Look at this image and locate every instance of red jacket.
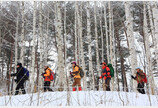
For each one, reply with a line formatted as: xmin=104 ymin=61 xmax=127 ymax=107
xmin=100 ymin=66 xmax=111 ymax=80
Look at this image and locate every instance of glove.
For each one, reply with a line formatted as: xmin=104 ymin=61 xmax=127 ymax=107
xmin=131 ymin=75 xmax=135 ymax=79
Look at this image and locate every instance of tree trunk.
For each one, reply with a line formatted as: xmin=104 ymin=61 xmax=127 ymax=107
xmin=94 ymin=2 xmax=100 ymax=90
xmin=39 ymin=1 xmax=44 ymax=89
xmin=104 ymin=3 xmax=109 ymax=63
xmin=55 ymin=2 xmax=65 ymax=91
xmin=124 ymin=1 xmax=137 ymax=92
xmin=86 ymin=1 xmax=95 ymax=90
xmin=99 ymin=6 xmax=104 ymax=62
xmin=30 ymin=1 xmax=37 ymax=91
xmin=143 ymin=2 xmax=155 ymax=95
xmin=20 ymin=1 xmax=25 ymax=65
xmin=75 ymin=2 xmax=79 ymax=63
xmin=151 ymin=2 xmax=158 ymax=73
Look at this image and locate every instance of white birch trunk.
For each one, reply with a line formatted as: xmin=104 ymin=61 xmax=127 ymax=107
xmin=104 ymin=3 xmax=110 ymax=63
xmin=77 ymin=3 xmax=86 ymax=90
xmin=143 ymin=2 xmax=155 ymax=95
xmin=147 ymin=2 xmax=155 ymax=44
xmin=44 ymin=7 xmax=49 ymax=65
xmin=99 ymin=5 xmax=104 ymax=62
xmin=39 ymin=1 xmax=44 ymax=80
xmin=75 ymin=2 xmax=78 ymax=63
xmin=20 ymin=2 xmax=25 ymax=65
xmin=39 ymin=1 xmax=44 ymax=89
xmin=151 ymin=2 xmax=158 ymax=72
xmin=30 ymin=1 xmax=37 ymax=90
xmin=124 ymin=2 xmax=137 ymax=92
xmin=55 ymin=2 xmax=65 ymax=90
xmin=87 ymin=2 xmax=95 ymax=90
xmin=111 ymin=2 xmax=116 ymax=91
xmin=94 ymin=2 xmax=100 ymax=90
xmin=14 ymin=3 xmax=19 ymax=74
xmin=94 ymin=2 xmax=100 ymax=75
xmin=64 ymin=4 xmax=67 ymax=67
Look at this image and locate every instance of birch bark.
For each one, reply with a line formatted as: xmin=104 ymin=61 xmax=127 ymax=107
xmin=124 ymin=1 xmax=137 ymax=91
xmin=151 ymin=2 xmax=158 ymax=72
xmin=94 ymin=2 xmax=100 ymax=74
xmin=104 ymin=3 xmax=109 ymax=63
xmin=75 ymin=2 xmax=79 ymax=63
xmin=77 ymin=3 xmax=86 ymax=90
xmin=87 ymin=2 xmax=95 ymax=90
xmin=55 ymin=2 xmax=65 ymax=91
xmin=30 ymin=1 xmax=37 ymax=90
xmin=20 ymin=1 xmax=25 ymax=65
xmin=39 ymin=1 xmax=44 ymax=84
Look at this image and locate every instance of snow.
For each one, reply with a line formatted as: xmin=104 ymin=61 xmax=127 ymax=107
xmin=0 ymin=91 xmax=158 ymax=106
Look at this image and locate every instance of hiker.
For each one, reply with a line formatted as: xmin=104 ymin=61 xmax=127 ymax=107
xmin=11 ymin=63 xmax=28 ymax=95
xmin=98 ymin=62 xmax=111 ymax=91
xmin=41 ymin=65 xmax=53 ymax=92
xmin=70 ymin=61 xmax=82 ymax=91
xmin=131 ymin=67 xmax=147 ymax=94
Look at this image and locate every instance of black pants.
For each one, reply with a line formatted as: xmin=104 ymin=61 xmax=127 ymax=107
xmin=137 ymin=82 xmax=145 ymax=94
xmin=105 ymin=78 xmax=111 ymax=91
xmin=44 ymin=81 xmax=53 ymax=92
xmin=15 ymin=80 xmax=26 ymax=95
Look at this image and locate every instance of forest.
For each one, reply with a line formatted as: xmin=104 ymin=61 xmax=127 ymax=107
xmin=0 ymin=1 xmax=158 ymax=97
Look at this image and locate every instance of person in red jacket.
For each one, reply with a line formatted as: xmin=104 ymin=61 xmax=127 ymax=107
xmin=98 ymin=62 xmax=111 ymax=91
xmin=41 ymin=65 xmax=53 ymax=92
xmin=131 ymin=67 xmax=147 ymax=94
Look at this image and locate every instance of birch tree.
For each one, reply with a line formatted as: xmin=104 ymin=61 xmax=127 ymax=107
xmin=55 ymin=2 xmax=65 ymax=91
xmin=104 ymin=3 xmax=110 ymax=63
xmin=87 ymin=2 xmax=95 ymax=90
xmin=108 ymin=1 xmax=113 ymax=64
xmin=143 ymin=2 xmax=155 ymax=95
xmin=39 ymin=1 xmax=44 ymax=88
xmin=75 ymin=2 xmax=79 ymax=63
xmin=44 ymin=4 xmax=49 ymax=65
xmin=30 ymin=1 xmax=37 ymax=91
xmin=94 ymin=2 xmax=100 ymax=76
xmin=20 ymin=1 xmax=25 ymax=65
xmin=151 ymin=2 xmax=158 ymax=71
xmin=77 ymin=3 xmax=86 ymax=90
xmin=64 ymin=4 xmax=67 ymax=67
xmin=124 ymin=1 xmax=137 ymax=91
xmin=108 ymin=1 xmax=115 ymax=91
xmin=99 ymin=4 xmax=104 ymax=62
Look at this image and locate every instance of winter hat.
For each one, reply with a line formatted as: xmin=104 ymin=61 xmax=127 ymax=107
xmin=17 ymin=63 xmax=22 ymax=67
xmin=71 ymin=61 xmax=76 ymax=65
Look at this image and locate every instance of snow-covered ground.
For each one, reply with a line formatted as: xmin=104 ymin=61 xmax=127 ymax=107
xmin=0 ymin=91 xmax=158 ymax=106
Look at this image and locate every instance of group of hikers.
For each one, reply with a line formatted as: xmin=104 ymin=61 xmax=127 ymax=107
xmin=10 ymin=61 xmax=147 ymax=95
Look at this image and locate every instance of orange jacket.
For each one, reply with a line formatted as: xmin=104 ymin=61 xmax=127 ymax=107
xmin=72 ymin=66 xmax=81 ymax=79
xmin=44 ymin=68 xmax=52 ymax=81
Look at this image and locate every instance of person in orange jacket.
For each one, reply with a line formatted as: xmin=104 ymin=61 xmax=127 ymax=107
xmin=70 ymin=61 xmax=82 ymax=91
xmin=98 ymin=62 xmax=111 ymax=91
xmin=41 ymin=65 xmax=53 ymax=92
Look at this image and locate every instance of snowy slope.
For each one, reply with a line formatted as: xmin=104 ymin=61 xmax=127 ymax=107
xmin=0 ymin=91 xmax=158 ymax=106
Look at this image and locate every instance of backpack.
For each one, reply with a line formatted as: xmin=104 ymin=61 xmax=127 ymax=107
xmin=107 ymin=63 xmax=114 ymax=77
xmin=23 ymin=68 xmax=29 ymax=80
xmin=76 ymin=65 xmax=84 ymax=78
xmin=49 ymin=69 xmax=55 ymax=81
